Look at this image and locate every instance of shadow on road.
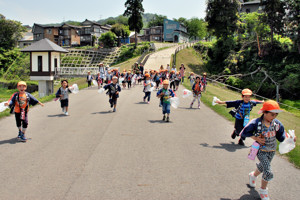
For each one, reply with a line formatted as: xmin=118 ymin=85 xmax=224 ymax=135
xmin=199 ymin=142 xmax=248 ymax=152
xmin=47 ymin=114 xmax=68 ymax=118
xmin=134 ymin=102 xmax=148 ymax=104
xmin=220 ymin=186 xmax=260 ymax=200
xmin=91 ymin=111 xmax=113 ymax=114
xmin=0 ymin=138 xmax=18 ymax=145
xmin=178 ymin=106 xmax=198 ymax=110
xmin=148 ymin=120 xmax=173 ymax=124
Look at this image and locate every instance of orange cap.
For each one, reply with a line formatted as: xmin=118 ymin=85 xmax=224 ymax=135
xmin=242 ymin=88 xmax=252 ymax=96
xmin=163 ymin=80 xmax=169 ymax=85
xmin=17 ymin=81 xmax=27 ymax=87
xmin=259 ymin=100 xmax=282 ymax=113
xmin=171 ymin=70 xmax=175 ymax=73
xmin=144 ymin=73 xmax=150 ymax=77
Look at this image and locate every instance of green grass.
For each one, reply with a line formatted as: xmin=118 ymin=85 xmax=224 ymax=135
xmin=178 ymin=48 xmax=300 ymax=168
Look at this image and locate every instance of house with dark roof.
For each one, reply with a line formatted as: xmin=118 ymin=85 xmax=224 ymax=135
xmin=80 ymin=19 xmax=110 ymax=46
xmin=32 ymin=19 xmax=111 ymax=47
xmin=142 ymin=26 xmax=164 ymax=42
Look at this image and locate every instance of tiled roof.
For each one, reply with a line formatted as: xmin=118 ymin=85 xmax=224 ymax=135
xmin=21 ymin=38 xmax=68 ymax=53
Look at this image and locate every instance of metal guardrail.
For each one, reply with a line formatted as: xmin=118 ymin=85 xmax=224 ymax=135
xmin=55 ymin=67 xmax=120 ymax=76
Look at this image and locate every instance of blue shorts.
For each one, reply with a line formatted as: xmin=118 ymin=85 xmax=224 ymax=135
xmin=162 ymin=103 xmax=171 ymax=114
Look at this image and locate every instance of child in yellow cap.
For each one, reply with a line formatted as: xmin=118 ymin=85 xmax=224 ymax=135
xmin=157 ymin=80 xmax=175 ymax=122
xmin=215 ymin=89 xmax=263 ymax=145
xmin=5 ymin=81 xmax=44 ymax=142
xmin=241 ymin=100 xmax=296 ymax=200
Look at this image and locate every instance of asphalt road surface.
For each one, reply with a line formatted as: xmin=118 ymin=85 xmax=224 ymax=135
xmin=0 ymin=83 xmax=299 ymax=200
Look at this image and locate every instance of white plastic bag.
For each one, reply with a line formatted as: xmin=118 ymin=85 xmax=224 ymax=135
xmin=150 ymin=82 xmax=156 ymax=92
xmin=92 ymin=80 xmax=98 ymax=86
xmin=119 ymin=78 xmax=124 ymax=84
xmin=98 ymin=88 xmax=105 ymax=94
xmin=182 ymin=89 xmax=192 ymax=98
xmin=70 ymin=84 xmax=79 ymax=94
xmin=279 ymin=130 xmax=296 ymax=154
xmin=0 ymin=101 xmax=9 ymax=112
xmin=212 ymin=96 xmax=220 ymax=106
xmin=170 ymin=97 xmax=180 ymax=109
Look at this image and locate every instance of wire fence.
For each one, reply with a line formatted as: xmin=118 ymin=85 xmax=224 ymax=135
xmin=172 ymin=43 xmax=299 ymax=111
xmin=205 ymin=77 xmax=300 ymax=111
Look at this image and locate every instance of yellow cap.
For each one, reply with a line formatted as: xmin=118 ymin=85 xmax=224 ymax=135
xmin=17 ymin=81 xmax=27 ymax=87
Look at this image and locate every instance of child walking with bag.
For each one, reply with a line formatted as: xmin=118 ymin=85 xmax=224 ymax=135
xmin=55 ymin=80 xmax=72 ymax=116
xmin=157 ymin=80 xmax=175 ymax=122
xmin=5 ymin=81 xmax=44 ymax=142
xmin=103 ymin=76 xmax=121 ymax=112
xmin=241 ymin=100 xmax=297 ymax=200
xmin=190 ymin=76 xmax=203 ymax=109
xmin=143 ymin=74 xmax=153 ymax=104
xmin=215 ymin=89 xmax=263 ymax=145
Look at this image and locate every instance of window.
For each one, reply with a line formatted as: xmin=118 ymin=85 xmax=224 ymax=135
xmin=47 ymin=29 xmax=52 ymax=34
xmin=54 ymin=58 xmax=58 ymax=68
xmin=38 ymin=56 xmax=43 ymax=72
xmin=166 ymin=24 xmax=176 ymax=30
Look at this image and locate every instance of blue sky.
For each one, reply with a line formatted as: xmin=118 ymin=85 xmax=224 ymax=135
xmin=0 ymin=0 xmax=207 ymax=26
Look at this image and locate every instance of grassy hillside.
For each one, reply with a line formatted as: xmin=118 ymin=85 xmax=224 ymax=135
xmin=177 ymin=47 xmax=300 ymax=168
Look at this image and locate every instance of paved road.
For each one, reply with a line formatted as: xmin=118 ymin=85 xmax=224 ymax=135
xmin=143 ymin=45 xmax=178 ymax=71
xmin=0 ymin=83 xmax=299 ymax=200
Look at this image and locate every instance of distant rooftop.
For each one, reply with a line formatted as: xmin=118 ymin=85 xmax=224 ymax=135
xmin=21 ymin=38 xmax=68 ymax=53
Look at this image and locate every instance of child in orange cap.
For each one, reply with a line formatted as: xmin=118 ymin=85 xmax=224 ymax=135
xmin=241 ymin=100 xmax=296 ymax=200
xmin=143 ymin=74 xmax=153 ymax=104
xmin=215 ymin=89 xmax=263 ymax=145
xmin=157 ymin=80 xmax=175 ymax=122
xmin=190 ymin=76 xmax=203 ymax=109
xmin=169 ymin=70 xmax=176 ymax=91
xmin=5 ymin=81 xmax=44 ymax=142
xmin=174 ymin=71 xmax=181 ymax=91
xmin=188 ymin=72 xmax=196 ymax=87
xmin=153 ymin=71 xmax=161 ymax=90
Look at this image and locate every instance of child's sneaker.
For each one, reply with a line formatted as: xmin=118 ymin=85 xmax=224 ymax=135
xmin=17 ymin=130 xmax=22 ymax=139
xmin=238 ymin=138 xmax=245 ymax=146
xmin=147 ymin=101 xmax=150 ymax=104
xmin=19 ymin=133 xmax=27 ymax=142
xmin=162 ymin=115 xmax=166 ymax=121
xmin=248 ymin=171 xmax=257 ymax=187
xmin=190 ymin=103 xmax=193 ymax=108
xmin=231 ymin=130 xmax=236 ymax=139
xmin=198 ymin=105 xmax=201 ymax=109
xmin=143 ymin=98 xmax=145 ymax=102
xmin=259 ymin=188 xmax=270 ymax=200
xmin=113 ymin=108 xmax=116 ymax=112
xmin=65 ymin=112 xmax=69 ymax=116
xmin=166 ymin=116 xmax=169 ymax=122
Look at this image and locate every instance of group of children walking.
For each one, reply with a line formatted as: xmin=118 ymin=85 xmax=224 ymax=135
xmin=3 ymin=63 xmax=297 ymax=200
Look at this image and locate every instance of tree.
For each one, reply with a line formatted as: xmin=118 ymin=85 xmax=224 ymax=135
xmin=111 ymin=23 xmax=131 ymax=46
xmin=187 ymin=18 xmax=207 ymax=40
xmin=174 ymin=17 xmax=189 ymax=28
xmin=147 ymin=14 xmax=167 ymax=27
xmin=260 ymin=0 xmax=286 ymax=44
xmin=123 ymin=0 xmax=144 ymax=48
xmin=98 ymin=32 xmax=117 ymax=47
xmin=205 ymin=0 xmax=240 ymax=39
xmin=284 ymin=0 xmax=300 ymax=54
xmin=0 ymin=14 xmax=26 ymax=51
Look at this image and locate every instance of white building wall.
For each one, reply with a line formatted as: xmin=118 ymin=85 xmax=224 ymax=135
xmin=51 ymin=52 xmax=60 ymax=71
xmin=32 ymin=52 xmax=49 ymax=72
